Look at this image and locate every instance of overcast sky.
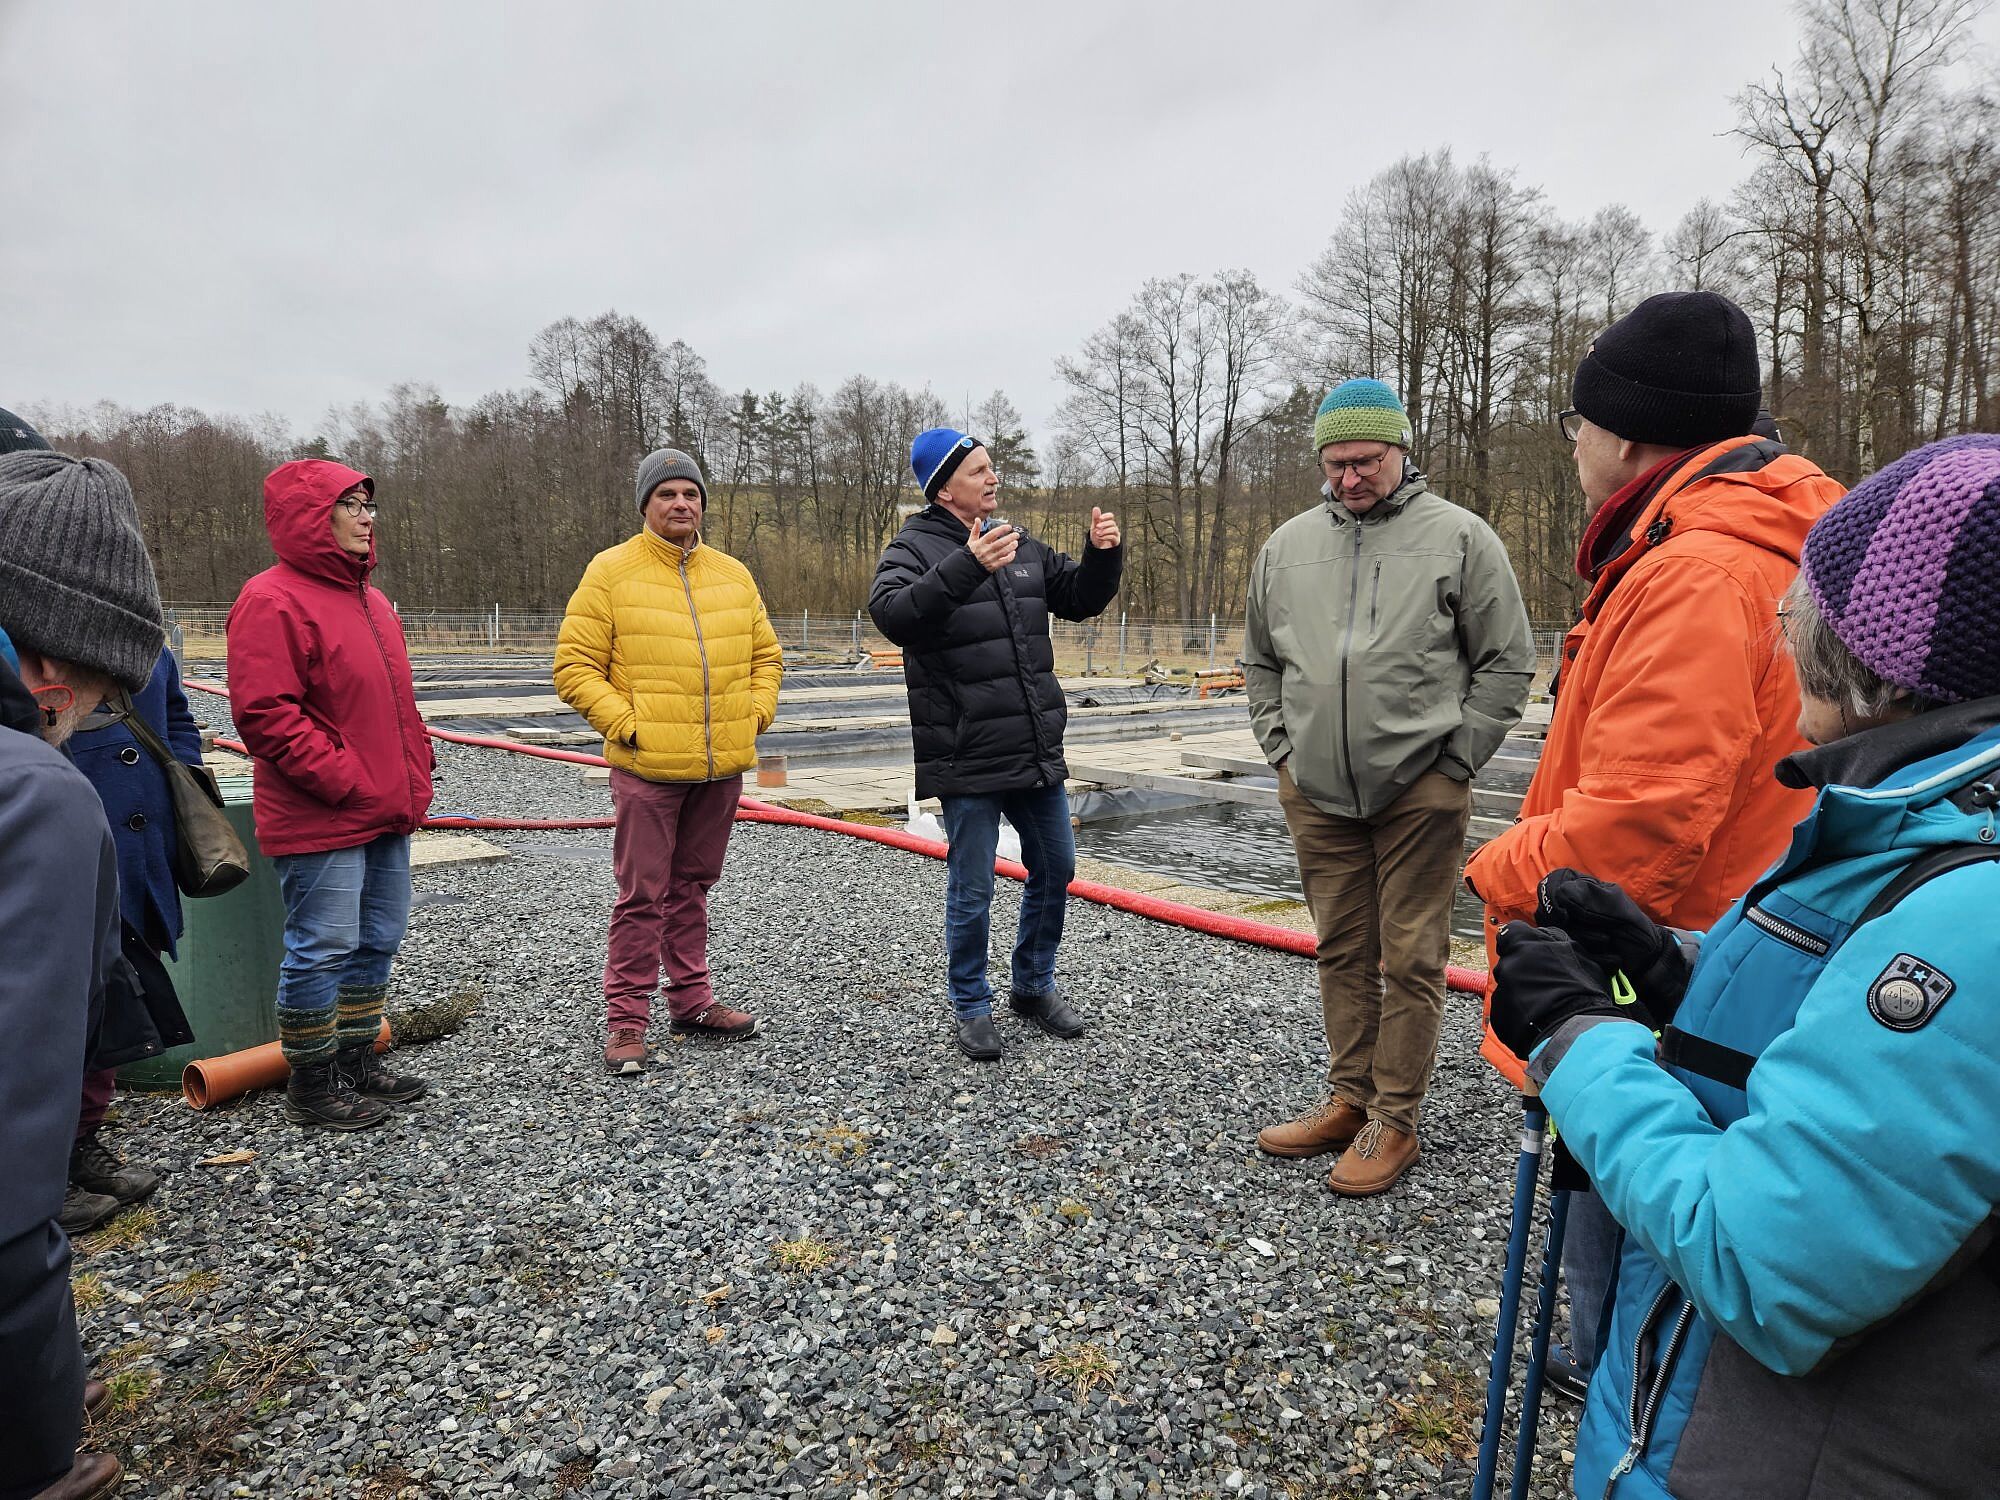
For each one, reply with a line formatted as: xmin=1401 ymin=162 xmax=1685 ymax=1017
xmin=5 ymin=1 xmax=1994 ymax=446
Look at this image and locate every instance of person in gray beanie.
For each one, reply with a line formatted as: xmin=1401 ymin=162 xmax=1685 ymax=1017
xmin=0 ymin=448 xmax=164 ymax=1500
xmin=555 ymin=446 xmax=783 ymax=1074
xmin=0 ymin=449 xmax=167 ymax=704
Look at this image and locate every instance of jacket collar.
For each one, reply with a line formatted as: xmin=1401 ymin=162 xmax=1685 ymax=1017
xmin=1577 ymin=437 xmax=1802 ymax=622
xmin=640 ymin=527 xmax=701 ymax=565
xmin=1321 ymin=467 xmax=1429 ymax=525
xmin=1778 ymin=697 xmax=2000 ymax=792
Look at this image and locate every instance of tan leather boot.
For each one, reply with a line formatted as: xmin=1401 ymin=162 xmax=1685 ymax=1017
xmin=1327 ymin=1120 xmax=1420 ymax=1196
xmin=1256 ymin=1097 xmax=1369 ymax=1158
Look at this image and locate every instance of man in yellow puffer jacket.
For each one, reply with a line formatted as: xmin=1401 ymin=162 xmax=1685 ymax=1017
xmin=555 ymin=448 xmax=783 ymax=1074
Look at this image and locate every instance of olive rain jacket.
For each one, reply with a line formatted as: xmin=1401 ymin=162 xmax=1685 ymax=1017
xmin=1242 ymin=470 xmax=1534 ymax=818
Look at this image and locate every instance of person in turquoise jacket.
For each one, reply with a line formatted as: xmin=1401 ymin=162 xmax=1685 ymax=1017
xmin=1491 ymin=433 xmax=2000 ymax=1498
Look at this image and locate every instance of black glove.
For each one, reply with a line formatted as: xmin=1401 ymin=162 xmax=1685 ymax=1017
xmin=1490 ymin=922 xmax=1644 ymax=1062
xmin=1535 ymin=868 xmax=1692 ymax=1021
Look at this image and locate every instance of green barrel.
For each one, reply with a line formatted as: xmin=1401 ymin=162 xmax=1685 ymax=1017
xmin=117 ymin=775 xmax=287 ymax=1091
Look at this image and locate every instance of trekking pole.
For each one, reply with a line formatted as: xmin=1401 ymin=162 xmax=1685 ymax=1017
xmin=1471 ymin=1095 xmax=1548 ymax=1500
xmin=1508 ymin=1179 xmax=1571 ymax=1500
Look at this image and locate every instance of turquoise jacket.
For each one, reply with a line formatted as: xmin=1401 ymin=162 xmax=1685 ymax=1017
xmin=1534 ymin=702 xmax=2000 ymax=1498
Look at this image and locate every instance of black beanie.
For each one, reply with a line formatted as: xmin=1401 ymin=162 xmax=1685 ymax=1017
xmin=1572 ymin=291 xmax=1761 ymax=448
xmin=0 ymin=407 xmax=50 ymax=455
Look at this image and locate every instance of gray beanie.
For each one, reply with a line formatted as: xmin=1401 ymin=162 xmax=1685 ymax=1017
xmin=0 ymin=450 xmax=166 ymax=691
xmin=635 ymin=448 xmax=706 ymax=512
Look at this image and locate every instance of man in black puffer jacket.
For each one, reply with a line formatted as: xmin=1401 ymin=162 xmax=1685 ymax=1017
xmin=869 ymin=428 xmax=1122 ymax=1061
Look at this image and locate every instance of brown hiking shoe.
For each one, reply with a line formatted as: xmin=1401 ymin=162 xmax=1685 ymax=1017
xmin=603 ymin=1026 xmax=648 ymax=1076
xmin=32 ymin=1452 xmax=121 ymax=1500
xmin=1327 ymin=1120 xmax=1421 ymax=1197
xmin=1256 ymin=1097 xmax=1369 ymax=1159
xmin=670 ymin=1002 xmax=759 ymax=1041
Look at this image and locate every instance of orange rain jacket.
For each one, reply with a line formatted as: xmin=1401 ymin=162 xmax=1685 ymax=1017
xmin=1463 ymin=437 xmax=1844 ymax=1087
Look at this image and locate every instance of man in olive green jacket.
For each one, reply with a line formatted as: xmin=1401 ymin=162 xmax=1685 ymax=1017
xmin=1246 ymin=379 xmax=1532 ymax=1196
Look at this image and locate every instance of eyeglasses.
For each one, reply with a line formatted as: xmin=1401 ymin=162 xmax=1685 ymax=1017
xmin=335 ymin=497 xmax=379 ymax=518
xmin=1321 ymin=453 xmax=1387 ymax=480
xmin=1557 ymin=408 xmax=1585 ymax=444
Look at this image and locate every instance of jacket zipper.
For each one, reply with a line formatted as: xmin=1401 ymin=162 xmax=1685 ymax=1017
xmin=1337 ymin=520 xmax=1364 ymax=809
xmin=678 ymin=553 xmax=716 ymax=780
xmin=1368 ymin=559 xmax=1382 ymax=635
xmin=1745 ymin=905 xmax=1831 ymax=956
xmin=1604 ymin=1291 xmax=1695 ymax=1497
xmin=359 ymin=580 xmax=420 ymax=819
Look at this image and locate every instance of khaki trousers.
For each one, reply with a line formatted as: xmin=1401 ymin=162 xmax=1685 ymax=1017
xmin=1277 ymin=764 xmax=1471 ymax=1135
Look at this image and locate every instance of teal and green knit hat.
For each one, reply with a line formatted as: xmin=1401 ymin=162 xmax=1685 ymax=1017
xmin=1313 ymin=379 xmax=1412 ymax=452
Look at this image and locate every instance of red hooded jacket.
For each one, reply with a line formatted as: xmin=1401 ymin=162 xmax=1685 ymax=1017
xmin=226 ymin=461 xmax=434 ymax=857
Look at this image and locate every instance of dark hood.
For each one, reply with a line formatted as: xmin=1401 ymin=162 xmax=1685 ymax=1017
xmin=263 ymin=459 xmax=374 ymax=585
xmin=0 ymin=653 xmax=42 ymax=738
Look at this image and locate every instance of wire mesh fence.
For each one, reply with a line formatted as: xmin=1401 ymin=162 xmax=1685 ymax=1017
xmin=167 ymin=604 xmax=1568 ymax=680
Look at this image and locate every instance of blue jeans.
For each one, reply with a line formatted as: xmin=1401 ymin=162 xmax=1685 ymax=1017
xmin=272 ymin=834 xmax=412 ymax=1066
xmin=1562 ymin=1187 xmax=1622 ymax=1373
xmin=939 ymin=785 xmax=1076 ymax=1019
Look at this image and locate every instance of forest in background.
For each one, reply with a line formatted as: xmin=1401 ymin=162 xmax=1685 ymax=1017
xmin=30 ymin=0 xmax=1998 ymax=624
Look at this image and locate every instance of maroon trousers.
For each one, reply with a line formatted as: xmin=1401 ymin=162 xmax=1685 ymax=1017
xmin=78 ymin=1068 xmax=115 ymax=1139
xmin=604 ymin=770 xmax=742 ymax=1028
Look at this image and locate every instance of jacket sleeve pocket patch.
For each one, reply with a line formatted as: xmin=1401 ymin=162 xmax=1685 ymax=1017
xmin=1867 ymin=953 xmax=1954 ymax=1031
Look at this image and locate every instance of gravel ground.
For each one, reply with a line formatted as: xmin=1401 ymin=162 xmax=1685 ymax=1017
xmin=84 ymin=708 xmax=1576 ymax=1498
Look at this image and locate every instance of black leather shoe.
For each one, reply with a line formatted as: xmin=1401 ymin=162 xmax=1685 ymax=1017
xmin=70 ymin=1131 xmax=161 ymax=1206
xmin=331 ymin=1044 xmax=429 ymax=1104
xmin=1009 ymin=987 xmax=1087 ymax=1039
xmin=954 ymin=1014 xmax=1003 ymax=1062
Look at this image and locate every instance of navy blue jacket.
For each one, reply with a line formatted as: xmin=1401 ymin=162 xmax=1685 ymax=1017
xmin=0 ymin=652 xmax=118 ymax=1490
xmin=68 ymin=650 xmax=202 ymax=957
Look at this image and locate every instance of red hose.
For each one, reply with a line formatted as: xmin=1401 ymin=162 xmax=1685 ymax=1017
xmin=188 ymin=678 xmax=1489 ymax=990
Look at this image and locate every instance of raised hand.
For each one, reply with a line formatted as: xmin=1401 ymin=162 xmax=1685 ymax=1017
xmin=1089 ymin=506 xmax=1121 ymax=549
xmin=968 ymin=519 xmax=1020 ymax=573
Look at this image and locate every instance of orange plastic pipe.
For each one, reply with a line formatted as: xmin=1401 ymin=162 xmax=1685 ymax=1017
xmin=182 ymin=1018 xmax=391 ymax=1111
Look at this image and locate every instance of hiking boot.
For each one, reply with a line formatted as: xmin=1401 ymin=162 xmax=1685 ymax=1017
xmin=604 ymin=1026 xmax=648 ymax=1075
xmin=331 ymin=1043 xmax=428 ymax=1104
xmin=1008 ymin=987 xmax=1086 ymax=1039
xmin=58 ymin=1184 xmax=122 ymax=1237
xmin=1256 ymin=1097 xmax=1369 ymax=1159
xmin=282 ymin=1062 xmax=390 ymax=1132
xmin=83 ymin=1379 xmax=108 ymax=1419
xmin=955 ymin=1013 xmax=1003 ymax=1062
xmin=70 ymin=1131 xmax=161 ymax=1206
xmin=31 ymin=1452 xmax=121 ymax=1500
xmin=669 ymin=1002 xmax=759 ymax=1041
xmin=1327 ymin=1120 xmax=1421 ymax=1196
xmin=1543 ymin=1341 xmax=1591 ymax=1404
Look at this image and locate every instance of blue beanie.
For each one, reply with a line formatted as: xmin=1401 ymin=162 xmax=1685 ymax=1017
xmin=911 ymin=428 xmax=984 ymax=502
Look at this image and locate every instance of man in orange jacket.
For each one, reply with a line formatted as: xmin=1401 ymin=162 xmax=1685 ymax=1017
xmin=1462 ymin=290 xmax=1843 ymax=1393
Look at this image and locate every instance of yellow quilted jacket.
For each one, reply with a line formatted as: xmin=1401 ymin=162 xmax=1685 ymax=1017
xmin=553 ymin=530 xmax=783 ymax=782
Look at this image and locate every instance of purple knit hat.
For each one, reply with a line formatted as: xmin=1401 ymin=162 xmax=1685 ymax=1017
xmin=1799 ymin=433 xmax=2000 ymax=704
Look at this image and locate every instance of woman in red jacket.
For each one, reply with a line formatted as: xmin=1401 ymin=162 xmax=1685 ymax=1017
xmin=227 ymin=460 xmax=433 ymax=1131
